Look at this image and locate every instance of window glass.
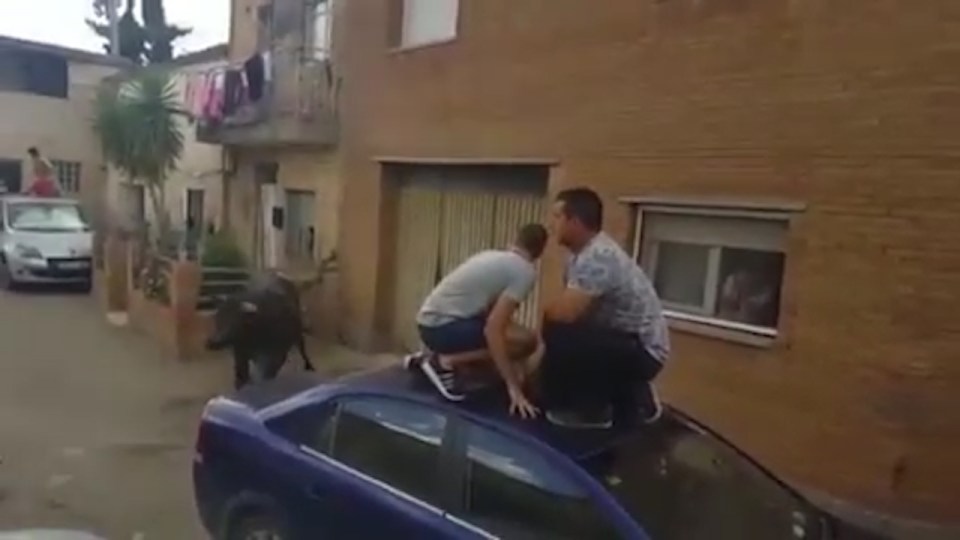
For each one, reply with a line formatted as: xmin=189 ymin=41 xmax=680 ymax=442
xmin=52 ymin=161 xmax=82 ymax=193
xmin=653 ymin=241 xmax=710 ymax=310
xmin=715 ymin=247 xmax=784 ymax=327
xmin=284 ymin=190 xmax=316 ymax=268
xmin=332 ymin=398 xmax=447 ymax=506
xmin=8 ymin=202 xmax=88 ymax=232
xmin=585 ymin=417 xmax=822 ymax=540
xmin=402 ymin=0 xmax=459 ymax=47
xmin=462 ymin=424 xmax=621 ymax=540
xmin=268 ymin=402 xmax=337 ymax=453
xmin=312 ymin=0 xmax=332 ymax=59
xmin=638 ymin=211 xmax=787 ymax=331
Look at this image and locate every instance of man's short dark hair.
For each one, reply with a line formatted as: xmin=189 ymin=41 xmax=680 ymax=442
xmin=556 ymin=187 xmax=603 ymax=231
xmin=516 ymin=223 xmax=548 ymax=258
xmin=27 ymin=147 xmax=39 ymax=157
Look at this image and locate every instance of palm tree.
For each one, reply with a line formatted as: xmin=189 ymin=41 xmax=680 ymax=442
xmin=94 ymin=70 xmax=184 ymax=246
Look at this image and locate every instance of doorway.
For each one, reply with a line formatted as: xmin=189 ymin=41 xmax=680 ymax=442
xmin=388 ymin=164 xmax=549 ymax=351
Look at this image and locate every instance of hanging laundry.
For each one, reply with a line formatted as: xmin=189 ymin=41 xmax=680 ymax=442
xmin=223 ymin=69 xmax=245 ymax=116
xmin=204 ymin=70 xmax=226 ymax=121
xmin=193 ymin=72 xmax=211 ymax=117
xmin=244 ymin=53 xmax=266 ymax=102
xmin=183 ymin=76 xmax=195 ymax=115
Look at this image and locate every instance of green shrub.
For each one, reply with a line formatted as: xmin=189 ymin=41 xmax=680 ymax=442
xmin=202 ymin=231 xmax=246 ymax=268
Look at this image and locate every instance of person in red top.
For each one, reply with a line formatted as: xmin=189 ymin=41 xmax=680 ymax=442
xmin=25 ymin=147 xmax=61 ymax=197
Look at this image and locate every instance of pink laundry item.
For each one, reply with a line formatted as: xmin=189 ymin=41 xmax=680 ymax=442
xmin=193 ymin=72 xmax=211 ymax=117
xmin=204 ymin=71 xmax=226 ymax=121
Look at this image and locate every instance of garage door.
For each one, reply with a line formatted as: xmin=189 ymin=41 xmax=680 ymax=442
xmin=390 ymin=165 xmax=548 ymax=352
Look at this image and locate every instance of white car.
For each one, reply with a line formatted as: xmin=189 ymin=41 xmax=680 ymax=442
xmin=0 ymin=196 xmax=94 ymax=292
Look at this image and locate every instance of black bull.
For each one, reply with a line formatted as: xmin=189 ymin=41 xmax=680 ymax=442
xmin=205 ymin=273 xmax=316 ymax=388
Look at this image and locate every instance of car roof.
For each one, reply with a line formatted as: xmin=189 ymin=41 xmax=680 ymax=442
xmin=1 ymin=195 xmax=79 ymax=205
xmin=244 ymin=365 xmax=649 ymax=463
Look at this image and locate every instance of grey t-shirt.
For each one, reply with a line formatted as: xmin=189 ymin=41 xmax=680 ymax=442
xmin=566 ymin=232 xmax=671 ymax=363
xmin=417 ymin=250 xmax=536 ymax=327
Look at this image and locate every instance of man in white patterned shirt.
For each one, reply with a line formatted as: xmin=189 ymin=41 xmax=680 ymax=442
xmin=542 ymin=187 xmax=670 ymax=429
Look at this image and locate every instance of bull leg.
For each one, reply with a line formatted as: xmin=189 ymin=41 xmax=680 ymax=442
xmin=233 ymin=348 xmax=251 ymax=389
xmin=261 ymin=349 xmax=288 ymax=381
xmin=299 ymin=335 xmax=315 ymax=372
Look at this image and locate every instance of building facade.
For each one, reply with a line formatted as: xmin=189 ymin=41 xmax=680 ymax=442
xmin=333 ymin=0 xmax=960 ymax=525
xmin=105 ymin=45 xmax=231 ymax=241
xmin=212 ymin=0 xmax=341 ymax=329
xmin=163 ymin=45 xmax=230 ymax=237
xmin=0 ymin=35 xmax=129 ymax=220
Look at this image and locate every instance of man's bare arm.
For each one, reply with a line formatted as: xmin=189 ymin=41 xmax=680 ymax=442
xmin=484 ymin=294 xmax=523 ymax=390
xmin=543 ymin=287 xmax=595 ymax=324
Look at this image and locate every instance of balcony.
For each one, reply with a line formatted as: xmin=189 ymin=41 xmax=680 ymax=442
xmin=196 ymin=46 xmax=338 ymax=148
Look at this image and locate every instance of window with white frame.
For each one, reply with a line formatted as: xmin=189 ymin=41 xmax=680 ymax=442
xmin=311 ymin=0 xmax=333 ymax=59
xmin=636 ymin=209 xmax=788 ymax=335
xmin=52 ymin=160 xmax=81 ymax=194
xmin=401 ymin=0 xmax=459 ymax=48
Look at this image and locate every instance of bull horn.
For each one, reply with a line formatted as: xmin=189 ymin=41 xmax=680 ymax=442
xmin=241 ymin=301 xmax=258 ymax=313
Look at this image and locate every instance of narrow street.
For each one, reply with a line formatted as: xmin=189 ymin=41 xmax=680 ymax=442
xmin=0 ymin=289 xmax=225 ymax=538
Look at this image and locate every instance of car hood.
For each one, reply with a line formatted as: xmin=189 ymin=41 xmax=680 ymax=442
xmin=3 ymin=230 xmax=93 ymax=258
xmin=0 ymin=531 xmax=106 ymax=540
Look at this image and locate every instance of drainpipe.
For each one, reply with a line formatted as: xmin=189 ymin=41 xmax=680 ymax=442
xmin=106 ymin=0 xmax=120 ymax=57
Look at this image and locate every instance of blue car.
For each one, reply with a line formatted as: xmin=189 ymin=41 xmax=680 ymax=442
xmin=193 ymin=366 xmax=853 ymax=540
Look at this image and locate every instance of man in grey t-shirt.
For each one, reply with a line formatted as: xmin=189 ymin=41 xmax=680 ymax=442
xmin=543 ymin=187 xmax=670 ymax=429
xmin=406 ymin=224 xmax=547 ymax=417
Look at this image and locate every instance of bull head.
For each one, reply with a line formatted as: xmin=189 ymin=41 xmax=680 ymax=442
xmin=206 ymin=299 xmax=259 ymax=351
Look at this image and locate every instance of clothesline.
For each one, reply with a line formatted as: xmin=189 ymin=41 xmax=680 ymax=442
xmin=183 ymin=51 xmax=274 ymax=124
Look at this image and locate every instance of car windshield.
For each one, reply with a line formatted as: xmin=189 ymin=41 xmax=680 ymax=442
xmin=582 ymin=417 xmax=824 ymax=540
xmin=6 ymin=202 xmax=89 ymax=232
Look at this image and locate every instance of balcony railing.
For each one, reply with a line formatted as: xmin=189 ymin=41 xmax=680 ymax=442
xmin=196 ymin=45 xmax=338 ymax=147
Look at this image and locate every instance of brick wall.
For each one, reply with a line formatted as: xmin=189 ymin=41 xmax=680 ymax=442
xmin=335 ymin=0 xmax=960 ymax=521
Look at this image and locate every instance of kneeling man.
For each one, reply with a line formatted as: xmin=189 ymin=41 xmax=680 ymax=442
xmin=408 ymin=223 xmax=547 ymax=418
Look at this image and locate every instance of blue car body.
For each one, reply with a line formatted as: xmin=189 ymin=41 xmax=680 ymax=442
xmin=193 ymin=366 xmax=845 ymax=540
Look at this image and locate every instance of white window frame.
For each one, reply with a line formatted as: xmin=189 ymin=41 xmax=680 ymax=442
xmin=633 ymin=204 xmax=792 ymax=339
xmin=400 ymin=0 xmax=460 ymax=49
xmin=52 ymin=160 xmax=81 ymax=194
xmin=311 ymin=0 xmax=334 ymax=60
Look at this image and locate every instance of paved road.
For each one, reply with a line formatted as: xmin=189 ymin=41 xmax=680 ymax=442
xmin=0 ymin=289 xmax=229 ymax=539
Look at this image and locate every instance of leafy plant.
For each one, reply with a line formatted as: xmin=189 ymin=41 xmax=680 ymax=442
xmin=202 ymin=231 xmax=247 ymax=269
xmin=93 ymin=71 xmax=185 ymax=246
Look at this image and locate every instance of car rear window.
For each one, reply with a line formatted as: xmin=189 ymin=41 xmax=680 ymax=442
xmin=582 ymin=418 xmax=823 ymax=540
xmin=7 ymin=201 xmax=88 ymax=232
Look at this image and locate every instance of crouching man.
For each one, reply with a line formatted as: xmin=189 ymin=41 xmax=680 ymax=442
xmin=407 ymin=223 xmax=548 ymax=419
xmin=542 ymin=188 xmax=670 ymax=429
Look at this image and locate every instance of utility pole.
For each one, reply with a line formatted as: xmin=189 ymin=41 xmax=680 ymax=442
xmin=106 ymin=0 xmax=120 ymax=56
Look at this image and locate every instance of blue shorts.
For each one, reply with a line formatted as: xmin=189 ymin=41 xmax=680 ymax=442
xmin=418 ymin=315 xmax=487 ymax=355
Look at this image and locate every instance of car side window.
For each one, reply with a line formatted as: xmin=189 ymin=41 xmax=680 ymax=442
xmin=268 ymin=402 xmax=337 ymax=452
xmin=461 ymin=424 xmax=622 ymax=540
xmin=330 ymin=397 xmax=448 ymax=508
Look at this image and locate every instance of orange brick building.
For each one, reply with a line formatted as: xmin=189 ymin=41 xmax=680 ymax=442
xmin=331 ymin=0 xmax=960 ymax=524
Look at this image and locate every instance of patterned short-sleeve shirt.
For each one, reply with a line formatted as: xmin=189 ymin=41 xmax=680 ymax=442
xmin=566 ymin=232 xmax=671 ymax=363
